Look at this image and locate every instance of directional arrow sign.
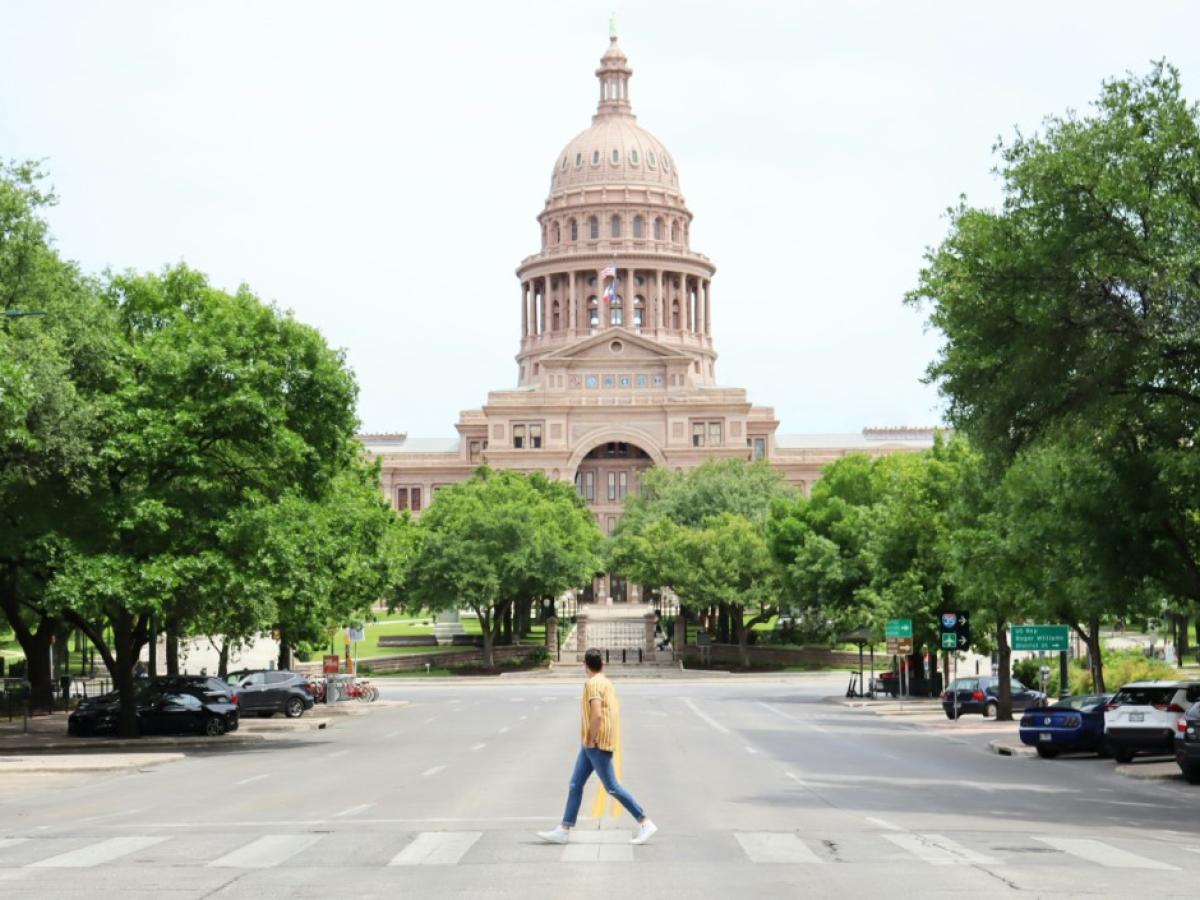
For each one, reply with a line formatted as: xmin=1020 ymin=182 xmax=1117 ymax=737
xmin=885 ymin=619 xmax=913 ymax=640
xmin=938 ymin=609 xmax=971 ymax=652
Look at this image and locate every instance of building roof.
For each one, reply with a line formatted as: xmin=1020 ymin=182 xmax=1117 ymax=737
xmin=775 ymin=429 xmax=942 ymax=450
xmin=358 ymin=435 xmax=460 ymax=454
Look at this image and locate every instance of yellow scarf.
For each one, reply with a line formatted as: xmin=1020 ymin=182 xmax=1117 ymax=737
xmin=589 ymin=689 xmax=623 ymax=818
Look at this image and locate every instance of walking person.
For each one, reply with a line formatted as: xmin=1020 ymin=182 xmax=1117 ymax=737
xmin=537 ymin=648 xmax=657 ymax=845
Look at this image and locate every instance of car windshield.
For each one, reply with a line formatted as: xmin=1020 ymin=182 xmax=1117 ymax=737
xmin=1052 ymin=694 xmax=1105 ymax=711
xmin=1111 ymin=686 xmax=1177 ymax=707
xmin=949 ymin=679 xmax=979 ymax=691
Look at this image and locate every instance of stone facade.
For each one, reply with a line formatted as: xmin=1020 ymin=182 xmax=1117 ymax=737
xmin=362 ymin=33 xmax=937 ymax=590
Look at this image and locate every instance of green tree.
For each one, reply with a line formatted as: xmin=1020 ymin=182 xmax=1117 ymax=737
xmin=403 ymin=468 xmax=601 ymax=669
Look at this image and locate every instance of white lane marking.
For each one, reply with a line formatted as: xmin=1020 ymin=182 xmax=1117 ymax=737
xmin=30 ymin=836 xmax=168 ymax=868
xmin=784 ymin=772 xmax=807 ymax=787
xmin=520 ymin=715 xmax=527 ymax=721
xmin=324 ymin=749 xmax=349 ymax=759
xmin=565 ymin=832 xmax=630 ymax=844
xmin=533 ymin=706 xmax=540 ymax=712
xmin=1034 ymin=836 xmax=1178 ymax=870
xmin=562 ymin=843 xmax=633 ymax=862
xmin=385 ymin=730 xmax=403 ymax=739
xmin=682 ymin=697 xmax=729 ymax=734
xmin=422 ymin=766 xmax=446 ymax=777
xmin=882 ymin=833 xmax=998 ymax=866
xmin=334 ymin=803 xmax=376 ymax=818
xmin=735 ymin=832 xmax=822 ymax=864
xmin=865 ymin=817 xmax=904 ymax=831
xmin=499 ymin=727 xmax=510 ymax=734
xmin=756 ymin=700 xmax=828 ymax=735
xmin=390 ymin=831 xmax=482 ymax=866
xmin=76 ymin=808 xmax=143 ymax=825
xmin=509 ymin=698 xmax=524 ymax=703
xmin=209 ymin=834 xmax=321 ymax=868
xmin=0 ymin=839 xmax=29 ymax=852
xmin=744 ymin=746 xmax=759 ymax=755
xmin=471 ymin=743 xmax=486 ymax=751
xmin=235 ymin=774 xmax=271 ymax=787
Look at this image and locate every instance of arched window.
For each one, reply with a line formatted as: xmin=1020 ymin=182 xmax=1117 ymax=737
xmin=610 ymin=215 xmax=621 ymax=238
xmin=633 ymin=296 xmax=645 ymax=332
xmin=648 ymin=151 xmax=657 ymax=168
xmin=561 ymin=157 xmax=568 ymax=171
xmin=589 ymin=216 xmax=599 ymax=239
xmin=632 ymin=215 xmax=644 ymax=238
xmin=630 ymin=149 xmax=639 ymax=165
xmin=670 ymin=220 xmax=679 ymax=242
xmin=653 ymin=217 xmax=664 ymax=240
xmin=592 ymin=150 xmax=600 ymax=165
xmin=610 ymin=294 xmax=623 ymax=327
xmin=588 ymin=296 xmax=600 ymax=332
xmin=569 ymin=218 xmax=578 ymax=241
xmin=575 ymin=152 xmax=583 ymax=166
xmin=552 ymin=222 xmax=561 ymax=245
xmin=671 ymin=299 xmax=681 ymax=330
xmin=611 ymin=148 xmax=620 ymax=164
xmin=551 ymin=300 xmax=561 ymax=332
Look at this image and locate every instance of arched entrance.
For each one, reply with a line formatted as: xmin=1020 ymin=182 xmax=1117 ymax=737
xmin=571 ymin=439 xmax=656 ymax=604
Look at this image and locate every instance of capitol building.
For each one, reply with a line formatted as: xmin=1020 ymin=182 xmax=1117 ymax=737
xmin=361 ymin=32 xmax=935 ymax=602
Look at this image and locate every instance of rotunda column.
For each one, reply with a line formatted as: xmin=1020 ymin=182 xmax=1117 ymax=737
xmin=654 ymin=270 xmax=664 ymax=333
xmin=704 ymin=280 xmax=712 ymax=337
xmin=569 ymin=271 xmax=578 ymax=334
xmin=521 ymin=281 xmax=529 ymax=338
xmin=698 ymin=279 xmax=707 ymax=338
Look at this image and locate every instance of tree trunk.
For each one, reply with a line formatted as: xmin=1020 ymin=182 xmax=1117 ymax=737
xmin=717 ymin=604 xmax=731 ymax=644
xmin=480 ymin=607 xmax=499 ymax=670
xmin=111 ymin=608 xmax=140 ymax=738
xmin=1177 ymin=615 xmax=1189 ymax=668
xmin=0 ymin=571 xmax=59 ymax=712
xmin=278 ymin=626 xmax=291 ymax=671
xmin=165 ymin=617 xmax=180 ymax=676
xmin=218 ymin=639 xmax=230 ymax=678
xmin=995 ymin=620 xmax=1013 ymax=721
xmin=1074 ymin=616 xmax=1104 ymax=693
xmin=733 ymin=607 xmax=750 ymax=669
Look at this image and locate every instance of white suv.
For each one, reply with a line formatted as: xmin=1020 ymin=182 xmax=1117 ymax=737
xmin=1104 ymin=680 xmax=1200 ymax=763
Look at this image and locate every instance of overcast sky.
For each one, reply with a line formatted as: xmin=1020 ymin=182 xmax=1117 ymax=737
xmin=3 ymin=1 xmax=1197 ymax=437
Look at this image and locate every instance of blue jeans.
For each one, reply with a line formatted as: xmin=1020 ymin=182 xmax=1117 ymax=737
xmin=561 ymin=746 xmax=645 ymax=826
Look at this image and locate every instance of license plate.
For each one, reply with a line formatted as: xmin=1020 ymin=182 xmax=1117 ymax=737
xmin=1039 ymin=733 xmax=1052 ymax=742
xmin=1129 ymin=712 xmax=1144 ymax=722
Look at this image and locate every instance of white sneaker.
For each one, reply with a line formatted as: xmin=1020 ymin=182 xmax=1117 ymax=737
xmin=537 ymin=826 xmax=570 ymax=844
xmin=630 ymin=819 xmax=657 ymax=845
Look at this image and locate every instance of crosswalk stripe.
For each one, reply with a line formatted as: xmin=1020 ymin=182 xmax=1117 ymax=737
xmin=389 ymin=831 xmax=482 ymax=866
xmin=208 ymin=835 xmax=320 ymax=869
xmin=0 ymin=839 xmax=29 ymax=853
xmin=1034 ymin=836 xmax=1178 ymax=870
xmin=29 ymin=836 xmax=167 ymax=868
xmin=735 ymin=832 xmax=822 ymax=864
xmin=882 ymin=833 xmax=998 ymax=866
xmin=562 ymin=843 xmax=633 ymax=862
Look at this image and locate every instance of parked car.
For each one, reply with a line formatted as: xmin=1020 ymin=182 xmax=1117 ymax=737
xmin=1174 ymin=702 xmax=1200 ymax=784
xmin=941 ymin=676 xmax=1047 ymax=719
xmin=1104 ymin=681 xmax=1200 ymax=763
xmin=225 ymin=670 xmax=314 ymax=718
xmin=68 ymin=684 xmax=238 ymax=737
xmin=140 ymin=675 xmax=236 ymax=705
xmin=1019 ymin=693 xmax=1113 ymax=758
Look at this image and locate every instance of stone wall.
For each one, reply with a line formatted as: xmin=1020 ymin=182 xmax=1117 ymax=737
xmin=294 ymin=644 xmax=541 ymax=676
xmin=681 ymin=644 xmax=863 ymax=668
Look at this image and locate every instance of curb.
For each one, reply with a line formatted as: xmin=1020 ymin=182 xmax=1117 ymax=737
xmin=0 ymin=732 xmax=268 ymax=754
xmin=1115 ymin=762 xmax=1181 ymax=782
xmin=0 ymin=753 xmax=185 ymax=774
xmin=989 ymin=739 xmax=1037 ymax=758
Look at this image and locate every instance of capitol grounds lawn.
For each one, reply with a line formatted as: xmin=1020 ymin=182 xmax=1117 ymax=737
xmin=347 ymin=616 xmax=548 ymax=661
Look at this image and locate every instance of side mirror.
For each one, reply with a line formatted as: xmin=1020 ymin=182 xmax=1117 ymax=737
xmin=241 ymin=680 xmax=252 ymax=689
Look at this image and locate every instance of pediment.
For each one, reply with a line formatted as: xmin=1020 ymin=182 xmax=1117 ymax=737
xmin=540 ymin=329 xmax=693 ymax=366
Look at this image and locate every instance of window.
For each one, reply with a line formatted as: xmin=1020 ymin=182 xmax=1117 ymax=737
xmin=671 ymin=221 xmax=678 ymax=242
xmin=708 ymin=422 xmax=723 ymax=447
xmin=610 ymin=296 xmax=622 ymax=326
xmin=561 ymin=157 xmax=567 ymax=171
xmin=575 ymin=152 xmax=582 ymax=166
xmin=692 ymin=423 xmax=705 ymax=448
xmin=633 ymin=215 xmax=644 ymax=238
xmin=469 ymin=441 xmax=482 ymax=463
xmin=529 ymin=424 xmax=542 ymax=449
xmin=513 ymin=425 xmax=525 ymax=449
xmin=267 ymin=671 xmax=292 ymax=684
xmin=602 ymin=374 xmax=615 ymax=387
xmin=552 ymin=222 xmax=560 ymax=244
xmin=411 ymin=487 xmax=423 ymax=512
xmin=653 ymin=217 xmax=663 ymax=240
xmin=610 ymin=215 xmax=621 ymax=238
xmin=652 ymin=374 xmax=664 ymax=387
xmin=672 ymin=300 xmax=681 ymax=329
xmin=663 ymin=157 xmax=670 ymax=173
xmin=589 ymin=216 xmax=599 ymax=239
xmin=618 ymin=471 xmax=628 ymax=500
xmin=575 ymin=472 xmax=583 ymax=496
xmin=588 ymin=297 xmax=599 ymax=329
xmin=396 ymin=486 xmax=423 ymax=511
xmin=752 ymin=437 xmax=766 ymax=461
xmin=648 ymin=151 xmax=657 ymax=167
xmin=570 ymin=218 xmax=578 ymax=241
xmin=635 ymin=374 xmax=647 ymax=387
xmin=611 ymin=148 xmax=620 ymax=164
xmin=607 ymin=472 xmax=617 ymax=501
xmin=583 ymin=471 xmax=595 ymax=502
xmin=630 ymin=149 xmax=639 ymax=164
xmin=618 ymin=374 xmax=631 ymax=387
xmin=396 ymin=488 xmax=408 ymax=510
xmin=586 ymin=374 xmax=599 ymax=388
xmin=633 ymin=296 xmax=644 ymax=330
xmin=551 ymin=301 xmax=561 ymax=332
xmin=606 ymin=516 xmax=617 ymax=535
xmin=592 ymin=150 xmax=600 ymax=165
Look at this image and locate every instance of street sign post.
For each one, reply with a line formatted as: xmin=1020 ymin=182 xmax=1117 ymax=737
xmin=885 ymin=620 xmax=914 ymax=696
xmin=1011 ymin=625 xmax=1069 ymax=652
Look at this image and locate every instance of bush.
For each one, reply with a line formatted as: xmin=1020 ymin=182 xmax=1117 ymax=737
xmin=1078 ymin=650 xmax=1174 ymax=694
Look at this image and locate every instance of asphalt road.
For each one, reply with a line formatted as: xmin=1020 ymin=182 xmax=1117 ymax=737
xmin=1 ymin=672 xmax=1198 ymax=898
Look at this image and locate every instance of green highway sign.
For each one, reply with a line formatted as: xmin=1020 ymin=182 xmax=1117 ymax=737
xmin=1012 ymin=625 xmax=1069 ymax=652
xmin=885 ymin=619 xmax=913 ymax=639
xmin=940 ymin=632 xmax=958 ymax=649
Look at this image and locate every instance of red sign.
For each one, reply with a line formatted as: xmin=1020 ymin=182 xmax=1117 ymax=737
xmin=322 ymin=655 xmax=340 ymax=675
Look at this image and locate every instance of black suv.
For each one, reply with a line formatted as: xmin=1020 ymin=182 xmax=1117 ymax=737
xmin=942 ymin=676 xmax=1047 ymax=719
xmin=142 ymin=675 xmax=235 ymax=704
xmin=226 ymin=670 xmax=314 ymax=718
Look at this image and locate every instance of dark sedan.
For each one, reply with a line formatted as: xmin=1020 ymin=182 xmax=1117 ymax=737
xmin=226 ymin=669 xmax=314 ymax=718
xmin=942 ymin=676 xmax=1047 ymax=719
xmin=1019 ymin=693 xmax=1112 ymax=758
xmin=1175 ymin=702 xmax=1200 ymax=784
xmin=68 ymin=685 xmax=238 ymax=737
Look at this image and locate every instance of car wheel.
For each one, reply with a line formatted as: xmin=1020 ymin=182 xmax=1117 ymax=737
xmin=983 ymin=701 xmax=998 ymax=719
xmin=1183 ymin=764 xmax=1200 ymax=785
xmin=284 ymin=697 xmax=305 ymax=718
xmin=944 ymin=709 xmax=958 ymax=720
xmin=1036 ymin=746 xmax=1059 ymax=759
xmin=1112 ymin=747 xmax=1135 ymax=764
xmin=205 ymin=716 xmax=227 ymax=737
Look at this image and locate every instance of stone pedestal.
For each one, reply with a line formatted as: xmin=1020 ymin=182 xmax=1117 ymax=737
xmin=546 ymin=616 xmax=558 ymax=660
xmin=644 ymin=611 xmax=656 ymax=658
xmin=433 ymin=608 xmax=467 ymax=645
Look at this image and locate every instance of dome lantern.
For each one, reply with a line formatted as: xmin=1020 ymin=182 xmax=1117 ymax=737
xmin=595 ymin=32 xmax=633 ymax=121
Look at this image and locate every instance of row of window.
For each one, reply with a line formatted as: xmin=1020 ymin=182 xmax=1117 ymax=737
xmin=512 ymin=423 xmax=543 ymax=449
xmin=574 ymin=469 xmax=636 ymax=504
xmin=560 ymin=148 xmax=671 ymax=173
xmin=548 ymin=215 xmax=682 ymax=245
xmin=692 ymin=421 xmax=724 ymax=448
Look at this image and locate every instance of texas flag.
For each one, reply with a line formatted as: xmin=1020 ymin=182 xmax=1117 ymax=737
xmin=600 ymin=259 xmax=617 ymax=302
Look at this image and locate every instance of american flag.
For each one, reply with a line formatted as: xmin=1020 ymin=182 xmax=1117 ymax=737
xmin=599 ymin=259 xmax=616 ymax=280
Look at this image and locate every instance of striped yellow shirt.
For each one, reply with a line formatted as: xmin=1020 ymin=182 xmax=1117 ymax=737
xmin=580 ymin=673 xmax=618 ymax=751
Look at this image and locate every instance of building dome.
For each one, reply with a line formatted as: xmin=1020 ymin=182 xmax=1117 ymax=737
xmin=548 ymin=35 xmax=680 ymax=195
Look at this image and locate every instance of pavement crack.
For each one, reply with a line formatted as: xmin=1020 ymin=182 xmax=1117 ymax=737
xmin=198 ymin=871 xmax=248 ymax=899
xmin=973 ymin=864 xmax=1020 ymax=891
xmin=821 ymin=838 xmax=843 ymax=862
